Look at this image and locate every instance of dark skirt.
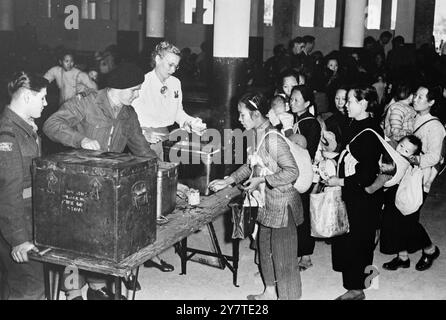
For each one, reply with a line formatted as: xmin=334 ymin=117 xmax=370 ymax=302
xmin=332 ymin=187 xmax=381 ymax=289
xmin=379 ymin=186 xmax=432 ymax=255
xmin=297 ymin=190 xmax=315 ymax=257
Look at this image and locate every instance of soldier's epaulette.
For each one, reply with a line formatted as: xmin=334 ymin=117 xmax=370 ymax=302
xmin=76 ymin=88 xmax=97 ymax=101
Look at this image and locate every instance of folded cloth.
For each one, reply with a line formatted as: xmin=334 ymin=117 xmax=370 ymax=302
xmin=142 ymin=126 xmax=170 ymax=142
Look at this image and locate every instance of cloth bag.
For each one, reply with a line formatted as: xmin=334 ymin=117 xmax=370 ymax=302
xmin=395 ymin=165 xmax=424 ymax=216
xmin=256 ymin=131 xmax=314 ymax=193
xmin=229 ymin=192 xmax=259 ymax=240
xmin=310 ymin=186 xmax=350 ymax=238
xmin=339 ymin=128 xmax=410 ymax=187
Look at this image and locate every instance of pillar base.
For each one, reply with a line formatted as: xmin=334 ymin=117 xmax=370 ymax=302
xmin=0 ymin=31 xmax=14 ymax=54
xmin=211 ymin=57 xmax=248 ymax=131
xmin=340 ymin=47 xmax=363 ymax=55
xmin=249 ymin=36 xmax=264 ymax=66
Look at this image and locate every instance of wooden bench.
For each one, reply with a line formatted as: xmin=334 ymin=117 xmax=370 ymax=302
xmin=29 ymin=186 xmax=241 ymax=300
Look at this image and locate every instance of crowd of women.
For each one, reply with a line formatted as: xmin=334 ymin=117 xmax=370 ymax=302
xmin=210 ymin=33 xmax=446 ymax=300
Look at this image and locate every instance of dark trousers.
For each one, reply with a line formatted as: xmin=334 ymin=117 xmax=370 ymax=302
xmin=0 ymin=237 xmax=44 ymax=300
xmin=380 ymin=190 xmax=432 ymax=254
xmin=298 ymin=191 xmax=315 ymax=256
xmin=338 ymin=225 xmax=376 ymax=290
xmin=258 ymin=211 xmax=302 ymax=300
xmin=343 ymin=267 xmax=369 ymax=290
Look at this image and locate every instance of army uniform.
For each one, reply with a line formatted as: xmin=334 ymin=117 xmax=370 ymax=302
xmin=43 ymin=89 xmax=156 ymax=157
xmin=0 ymin=108 xmax=44 ymax=300
xmin=42 ymin=89 xmax=157 ymax=299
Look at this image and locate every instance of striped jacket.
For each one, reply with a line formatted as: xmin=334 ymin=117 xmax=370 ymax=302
xmin=230 ymin=121 xmax=303 ymax=228
xmin=383 ymin=101 xmax=416 ymax=142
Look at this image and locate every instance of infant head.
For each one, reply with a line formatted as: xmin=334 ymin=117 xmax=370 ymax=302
xmin=271 ymin=95 xmax=287 ymax=115
xmin=288 ymin=133 xmax=307 ymax=149
xmin=396 ymin=135 xmax=423 ymax=158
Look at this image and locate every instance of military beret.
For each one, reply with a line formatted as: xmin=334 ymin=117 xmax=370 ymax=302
xmin=106 ymin=63 xmax=145 ymax=89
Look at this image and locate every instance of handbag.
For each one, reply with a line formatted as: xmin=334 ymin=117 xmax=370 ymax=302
xmin=395 ymin=165 xmax=424 ymax=216
xmin=310 ymin=186 xmax=350 ymax=238
xmin=229 ymin=191 xmax=259 ymax=240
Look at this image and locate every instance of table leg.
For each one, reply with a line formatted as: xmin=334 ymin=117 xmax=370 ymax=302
xmin=43 ymin=264 xmax=51 ymax=300
xmin=131 ymin=267 xmax=140 ymax=301
xmin=208 ymin=223 xmax=225 ymax=268
xmin=52 ymin=268 xmax=61 ymax=300
xmin=180 ymin=238 xmax=187 ymax=275
xmin=232 ymin=239 xmax=240 ymax=287
xmin=114 ymin=277 xmax=122 ymax=300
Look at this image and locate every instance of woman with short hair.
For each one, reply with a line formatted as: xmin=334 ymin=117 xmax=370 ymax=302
xmin=132 ymin=41 xmax=207 ymax=274
xmin=381 ymin=85 xmax=444 ymax=272
xmin=326 ymin=85 xmax=384 ymax=300
xmin=289 ymin=85 xmax=322 ymax=271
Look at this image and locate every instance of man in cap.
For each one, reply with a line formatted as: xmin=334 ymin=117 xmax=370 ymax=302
xmin=43 ymin=63 xmax=157 ymax=300
xmin=44 ymin=62 xmax=156 ymax=158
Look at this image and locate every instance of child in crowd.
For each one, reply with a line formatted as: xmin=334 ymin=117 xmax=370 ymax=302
xmin=44 ymin=52 xmax=97 ymax=105
xmin=267 ymin=94 xmax=308 ymax=149
xmin=365 ymin=135 xmax=423 ymax=194
xmin=267 ymin=94 xmax=295 ymax=137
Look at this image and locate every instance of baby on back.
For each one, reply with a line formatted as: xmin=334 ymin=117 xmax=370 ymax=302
xmin=267 ymin=94 xmax=308 ymax=149
xmin=365 ymin=135 xmax=423 ymax=194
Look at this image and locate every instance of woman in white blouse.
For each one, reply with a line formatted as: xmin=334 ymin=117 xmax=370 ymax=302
xmin=381 ymin=85 xmax=444 ymax=273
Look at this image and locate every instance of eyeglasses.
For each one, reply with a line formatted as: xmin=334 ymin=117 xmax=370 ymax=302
xmin=161 ymin=86 xmax=168 ymax=95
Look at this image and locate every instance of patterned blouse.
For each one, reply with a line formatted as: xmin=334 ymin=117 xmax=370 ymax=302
xmin=230 ymin=121 xmax=303 ymax=228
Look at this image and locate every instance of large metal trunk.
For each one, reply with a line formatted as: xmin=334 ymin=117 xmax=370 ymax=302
xmin=163 ymin=140 xmax=223 ymax=196
xmin=32 ymin=150 xmax=158 ymax=263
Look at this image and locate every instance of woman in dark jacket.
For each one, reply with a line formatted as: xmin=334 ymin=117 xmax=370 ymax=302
xmin=209 ymin=92 xmax=303 ymax=300
xmin=290 ymin=85 xmax=321 ymax=270
xmin=326 ymin=86 xmax=384 ymax=300
xmin=324 ymin=87 xmax=350 ymax=149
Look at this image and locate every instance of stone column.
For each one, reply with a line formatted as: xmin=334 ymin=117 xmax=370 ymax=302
xmin=212 ymin=0 xmax=251 ymax=130
xmin=414 ymin=0 xmax=435 ymax=46
xmin=342 ymin=0 xmax=367 ymax=48
xmin=249 ymin=0 xmax=264 ymax=68
xmin=395 ymin=0 xmax=416 ymax=43
xmin=0 ymin=0 xmax=14 ymax=32
xmin=380 ymin=0 xmax=393 ymax=30
xmin=143 ymin=0 xmax=165 ymax=61
xmin=0 ymin=0 xmax=14 ymax=56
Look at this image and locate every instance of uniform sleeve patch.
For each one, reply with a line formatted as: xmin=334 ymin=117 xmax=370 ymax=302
xmin=0 ymin=142 xmax=13 ymax=152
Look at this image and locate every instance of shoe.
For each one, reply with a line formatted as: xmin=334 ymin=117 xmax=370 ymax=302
xmin=247 ymin=294 xmax=277 ymax=301
xmin=122 ymin=274 xmax=141 ymax=291
xmin=87 ymin=287 xmax=127 ymax=300
xmin=70 ymin=296 xmax=84 ymax=300
xmin=298 ymin=257 xmax=313 ymax=271
xmin=87 ymin=287 xmax=113 ymax=300
xmin=144 ymin=259 xmax=174 ymax=272
xmin=416 ymin=246 xmax=440 ymax=271
xmin=249 ymin=237 xmax=257 ymax=251
xmin=335 ymin=290 xmax=365 ymax=300
xmin=382 ymin=257 xmax=410 ymax=271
